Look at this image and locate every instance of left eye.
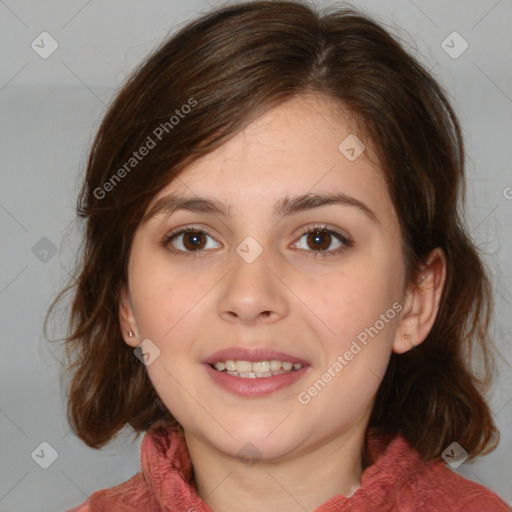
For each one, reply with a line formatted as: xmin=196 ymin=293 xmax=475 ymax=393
xmin=293 ymin=228 xmax=348 ymax=253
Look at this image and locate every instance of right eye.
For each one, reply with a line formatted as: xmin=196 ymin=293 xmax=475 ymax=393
xmin=162 ymin=226 xmax=222 ymax=256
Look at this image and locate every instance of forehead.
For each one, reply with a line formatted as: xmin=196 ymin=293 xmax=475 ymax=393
xmin=147 ymin=95 xmax=396 ymax=224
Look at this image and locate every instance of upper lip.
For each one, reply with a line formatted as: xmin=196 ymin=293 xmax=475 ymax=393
xmin=203 ymin=347 xmax=309 ymax=366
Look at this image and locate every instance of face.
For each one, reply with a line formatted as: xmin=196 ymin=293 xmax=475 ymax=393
xmin=120 ymin=94 xmax=409 ymax=462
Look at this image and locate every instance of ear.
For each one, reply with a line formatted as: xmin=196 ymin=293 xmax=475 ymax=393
xmin=393 ymin=247 xmax=447 ymax=354
xmin=119 ymin=284 xmax=140 ymax=348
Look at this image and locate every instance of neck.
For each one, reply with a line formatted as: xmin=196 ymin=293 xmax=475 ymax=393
xmin=184 ymin=426 xmax=366 ymax=512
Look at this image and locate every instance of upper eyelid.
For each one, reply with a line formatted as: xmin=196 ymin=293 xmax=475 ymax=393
xmin=166 ymin=223 xmax=346 ymax=236
xmin=164 ymin=224 xmax=351 ymax=246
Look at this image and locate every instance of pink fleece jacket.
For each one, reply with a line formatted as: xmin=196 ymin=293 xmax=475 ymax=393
xmin=67 ymin=422 xmax=510 ymax=511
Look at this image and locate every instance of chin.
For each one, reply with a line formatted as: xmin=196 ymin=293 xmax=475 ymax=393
xmin=203 ymin=417 xmax=304 ymax=460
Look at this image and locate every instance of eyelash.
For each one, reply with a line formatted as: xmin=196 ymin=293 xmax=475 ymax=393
xmin=161 ymin=224 xmax=353 ymax=259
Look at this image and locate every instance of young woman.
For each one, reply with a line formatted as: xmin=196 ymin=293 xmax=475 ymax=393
xmin=47 ymin=1 xmax=510 ymax=510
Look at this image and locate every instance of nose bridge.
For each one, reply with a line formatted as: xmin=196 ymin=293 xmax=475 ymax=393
xmin=217 ymin=234 xmax=288 ymax=323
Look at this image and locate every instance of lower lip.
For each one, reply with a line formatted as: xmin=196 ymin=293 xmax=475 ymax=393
xmin=203 ymin=364 xmax=308 ymax=397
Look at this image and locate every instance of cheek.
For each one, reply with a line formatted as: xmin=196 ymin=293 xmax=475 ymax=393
xmin=306 ymin=252 xmax=403 ymax=344
xmin=299 ymin=291 xmax=398 ymax=422
xmin=129 ymin=250 xmax=210 ymax=341
xmin=301 ymin=252 xmax=403 ymax=410
xmin=130 ymin=272 xmax=208 ymax=425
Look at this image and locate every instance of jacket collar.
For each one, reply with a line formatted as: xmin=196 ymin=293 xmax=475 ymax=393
xmin=140 ymin=421 xmax=426 ymax=511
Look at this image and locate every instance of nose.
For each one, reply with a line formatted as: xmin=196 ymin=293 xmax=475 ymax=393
xmin=217 ymin=243 xmax=289 ymax=325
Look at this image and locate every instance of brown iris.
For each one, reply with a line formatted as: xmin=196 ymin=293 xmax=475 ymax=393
xmin=306 ymin=230 xmax=332 ymax=251
xmin=182 ymin=231 xmax=207 ymax=251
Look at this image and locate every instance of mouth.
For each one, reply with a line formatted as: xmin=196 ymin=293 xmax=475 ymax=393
xmin=202 ymin=347 xmax=310 ymax=397
xmin=209 ymin=359 xmax=303 ymax=378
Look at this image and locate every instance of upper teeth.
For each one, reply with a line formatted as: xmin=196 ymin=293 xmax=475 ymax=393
xmin=214 ymin=360 xmax=302 ymax=372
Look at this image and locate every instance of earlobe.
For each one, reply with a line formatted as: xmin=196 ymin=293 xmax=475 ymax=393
xmin=119 ymin=284 xmax=139 ymax=347
xmin=393 ymin=247 xmax=447 ymax=354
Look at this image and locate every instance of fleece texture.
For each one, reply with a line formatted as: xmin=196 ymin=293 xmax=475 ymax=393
xmin=67 ymin=422 xmax=510 ymax=511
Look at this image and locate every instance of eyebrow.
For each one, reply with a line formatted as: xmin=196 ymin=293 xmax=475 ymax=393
xmin=142 ymin=192 xmax=379 ymax=224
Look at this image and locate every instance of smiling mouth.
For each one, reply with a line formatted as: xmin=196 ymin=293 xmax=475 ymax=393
xmin=211 ymin=359 xmax=303 ymax=378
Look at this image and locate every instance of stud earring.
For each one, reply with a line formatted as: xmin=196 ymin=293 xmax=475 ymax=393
xmin=128 ymin=330 xmax=134 ymax=337
xmin=404 ymin=333 xmax=415 ymax=345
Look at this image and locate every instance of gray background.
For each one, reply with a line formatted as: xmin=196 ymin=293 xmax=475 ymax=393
xmin=0 ymin=0 xmax=511 ymax=510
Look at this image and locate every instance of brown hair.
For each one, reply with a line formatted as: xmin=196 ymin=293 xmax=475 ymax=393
xmin=45 ymin=0 xmax=500 ymax=460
